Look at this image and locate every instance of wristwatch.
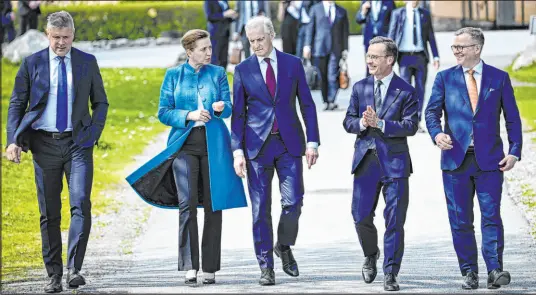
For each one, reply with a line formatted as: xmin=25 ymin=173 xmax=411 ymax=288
xmin=376 ymin=119 xmax=384 ymax=131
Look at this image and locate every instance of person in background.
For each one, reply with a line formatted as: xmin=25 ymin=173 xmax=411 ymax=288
xmin=18 ymin=0 xmax=41 ymax=36
xmin=277 ymin=0 xmax=300 ymax=55
xmin=233 ymin=0 xmax=270 ymax=59
xmin=294 ymin=0 xmax=321 ymax=59
xmin=355 ymin=0 xmax=395 ymax=77
xmin=1 ymin=0 xmax=16 ymax=45
xmin=204 ymin=0 xmax=238 ymax=69
xmin=388 ymin=0 xmax=439 ymax=132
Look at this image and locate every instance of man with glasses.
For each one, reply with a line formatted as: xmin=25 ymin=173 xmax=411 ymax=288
xmin=343 ymin=36 xmax=418 ymax=291
xmin=425 ymin=27 xmax=522 ymax=290
xmin=388 ymin=0 xmax=439 ymax=132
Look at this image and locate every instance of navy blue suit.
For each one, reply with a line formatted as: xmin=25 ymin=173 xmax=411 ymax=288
xmin=231 ymin=50 xmax=320 ymax=268
xmin=356 ymin=0 xmax=395 ymax=76
xmin=204 ymin=0 xmax=233 ymax=69
xmin=425 ymin=62 xmax=522 ymax=275
xmin=389 ymin=6 xmax=438 ymax=123
xmin=343 ymin=73 xmax=418 ymax=275
xmin=6 ymin=47 xmax=108 ymax=277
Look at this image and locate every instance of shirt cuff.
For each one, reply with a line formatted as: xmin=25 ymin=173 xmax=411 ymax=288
xmin=380 ymin=120 xmax=385 ymax=133
xmin=434 ymin=57 xmax=440 ymax=61
xmin=359 ymin=118 xmax=367 ymax=131
xmin=306 ymin=142 xmax=319 ymax=149
xmin=509 ymin=154 xmax=519 ymax=161
xmin=233 ymin=149 xmax=244 ymax=158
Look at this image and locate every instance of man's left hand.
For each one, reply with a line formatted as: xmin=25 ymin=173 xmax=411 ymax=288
xmin=305 ymin=147 xmax=319 ymax=169
xmin=499 ymin=155 xmax=518 ymax=172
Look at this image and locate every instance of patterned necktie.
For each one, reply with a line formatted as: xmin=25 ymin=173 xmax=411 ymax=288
xmin=56 ymin=56 xmax=68 ymax=132
xmin=375 ymin=80 xmax=383 ymax=114
xmin=467 ymin=69 xmax=478 ymax=113
xmin=413 ymin=9 xmax=418 ymax=46
xmin=264 ymin=58 xmax=278 ymax=133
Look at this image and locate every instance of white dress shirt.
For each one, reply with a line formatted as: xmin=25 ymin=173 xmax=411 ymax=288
xmin=32 ymin=47 xmax=74 ymax=132
xmin=244 ymin=0 xmax=259 ymax=18
xmin=233 ymin=48 xmax=318 ymax=158
xmin=287 ymin=1 xmax=301 ymax=19
xmin=193 ymin=91 xmax=206 ymax=127
xmin=399 ymin=4 xmax=424 ymax=52
xmin=323 ymin=1 xmax=336 ymax=23
xmin=295 ymin=0 xmax=311 ymax=24
xmin=359 ymin=70 xmax=394 ymax=133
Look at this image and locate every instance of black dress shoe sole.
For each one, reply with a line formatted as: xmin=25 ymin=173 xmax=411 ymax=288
xmin=67 ymin=276 xmax=86 ymax=289
xmin=185 ymin=278 xmax=197 ymax=286
xmin=462 ymin=284 xmax=479 ymax=290
xmin=44 ymin=286 xmax=63 ymax=293
xmin=203 ymin=279 xmax=216 ymax=284
xmin=259 ymin=280 xmax=275 ymax=286
xmin=384 ymin=285 xmax=400 ymax=291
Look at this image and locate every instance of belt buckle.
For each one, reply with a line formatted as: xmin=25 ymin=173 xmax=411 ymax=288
xmin=52 ymin=133 xmax=61 ymax=140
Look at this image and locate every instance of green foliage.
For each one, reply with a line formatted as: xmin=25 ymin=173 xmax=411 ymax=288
xmin=506 ymin=62 xmax=536 ymax=84
xmin=1 ymin=60 xmax=168 ymax=281
xmin=513 ymin=86 xmax=536 ymax=131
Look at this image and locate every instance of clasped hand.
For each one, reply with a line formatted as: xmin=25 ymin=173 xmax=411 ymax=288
xmin=362 ymin=105 xmax=379 ymax=128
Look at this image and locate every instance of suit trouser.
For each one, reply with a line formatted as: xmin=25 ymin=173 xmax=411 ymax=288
xmin=351 ymin=150 xmax=409 ymax=275
xmin=31 ymin=131 xmax=93 ymax=277
xmin=240 ymin=27 xmax=251 ymax=59
xmin=314 ymin=53 xmax=340 ymax=104
xmin=442 ymin=151 xmax=504 ymax=276
xmin=295 ymin=24 xmax=308 ymax=59
xmin=398 ymin=52 xmax=427 ymax=122
xmin=172 ymin=127 xmax=222 ymax=273
xmin=210 ymin=34 xmax=229 ymax=70
xmin=246 ymin=133 xmax=304 ymax=269
xmin=19 ymin=11 xmax=38 ymax=36
xmin=281 ymin=16 xmax=299 ymax=56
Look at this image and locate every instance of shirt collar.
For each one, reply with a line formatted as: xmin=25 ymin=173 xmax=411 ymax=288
xmin=49 ymin=47 xmax=71 ymax=61
xmin=374 ymin=70 xmax=395 ymax=86
xmin=405 ymin=3 xmax=418 ymax=12
xmin=463 ymin=59 xmax=483 ymax=74
xmin=257 ymin=47 xmax=277 ymax=65
xmin=323 ymin=1 xmax=334 ymax=10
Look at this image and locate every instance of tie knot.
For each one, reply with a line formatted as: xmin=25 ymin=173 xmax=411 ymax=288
xmin=56 ymin=56 xmax=65 ymax=62
xmin=376 ymin=80 xmax=383 ymax=86
xmin=264 ymin=58 xmax=271 ymax=65
xmin=467 ymin=69 xmax=475 ymax=76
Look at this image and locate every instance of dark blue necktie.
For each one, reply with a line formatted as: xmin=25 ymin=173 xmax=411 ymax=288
xmin=56 ymin=56 xmax=68 ymax=132
xmin=413 ymin=9 xmax=418 ymax=46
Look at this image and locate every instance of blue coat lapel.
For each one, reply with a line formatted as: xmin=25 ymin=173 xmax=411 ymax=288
xmin=71 ymin=48 xmax=82 ymax=103
xmin=247 ymin=55 xmax=272 ymax=102
xmin=34 ymin=49 xmax=50 ymax=106
xmin=475 ymin=61 xmax=493 ymax=114
xmin=275 ymin=49 xmax=285 ymax=103
xmin=379 ymin=75 xmax=402 ymax=118
xmin=454 ymin=65 xmax=472 ymax=110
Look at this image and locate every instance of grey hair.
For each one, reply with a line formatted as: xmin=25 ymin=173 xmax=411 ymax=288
xmin=245 ymin=16 xmax=275 ymax=37
xmin=369 ymin=36 xmax=398 ymax=65
xmin=46 ymin=11 xmax=75 ymax=32
xmin=454 ymin=27 xmax=485 ymax=47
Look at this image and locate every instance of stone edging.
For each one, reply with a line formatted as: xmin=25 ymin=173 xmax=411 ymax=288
xmin=74 ymin=36 xmax=182 ymax=52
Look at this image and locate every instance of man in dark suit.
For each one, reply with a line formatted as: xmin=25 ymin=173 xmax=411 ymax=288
xmin=5 ymin=11 xmax=108 ymax=293
xmin=233 ymin=0 xmax=269 ymax=59
xmin=204 ymin=0 xmax=238 ymax=69
xmin=356 ymin=0 xmax=395 ymax=77
xmin=426 ymin=27 xmax=522 ymax=290
xmin=295 ymin=0 xmax=321 ymax=59
xmin=18 ymin=0 xmax=41 ymax=36
xmin=388 ymin=0 xmax=439 ymax=131
xmin=231 ymin=16 xmax=320 ymax=286
xmin=343 ymin=36 xmax=418 ymax=291
xmin=1 ymin=0 xmax=16 ymax=45
xmin=303 ymin=0 xmax=349 ymax=111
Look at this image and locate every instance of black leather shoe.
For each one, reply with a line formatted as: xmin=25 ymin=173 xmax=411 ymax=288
xmin=329 ymin=103 xmax=339 ymax=111
xmin=384 ymin=273 xmax=400 ymax=291
xmin=66 ymin=268 xmax=85 ymax=289
xmin=462 ymin=271 xmax=479 ymax=289
xmin=259 ymin=268 xmax=275 ymax=286
xmin=185 ymin=277 xmax=197 ymax=285
xmin=362 ymin=250 xmax=380 ymax=284
xmin=274 ymin=244 xmax=299 ymax=277
xmin=44 ymin=274 xmax=63 ymax=293
xmin=487 ymin=269 xmax=510 ymax=289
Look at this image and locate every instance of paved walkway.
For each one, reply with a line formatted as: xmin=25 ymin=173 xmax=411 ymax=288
xmin=2 ymin=30 xmax=536 ymax=293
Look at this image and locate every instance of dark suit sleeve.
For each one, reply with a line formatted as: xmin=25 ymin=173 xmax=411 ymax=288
xmin=501 ymin=73 xmax=522 ymax=159
xmin=425 ymin=72 xmax=445 ymax=144
xmin=383 ymin=90 xmax=418 ymax=137
xmin=6 ymin=58 xmax=30 ymax=147
xmin=304 ymin=5 xmax=315 ymax=47
xmin=355 ymin=0 xmax=368 ymax=24
xmin=387 ymin=9 xmax=398 ymax=40
xmin=230 ymin=66 xmax=246 ymax=152
xmin=89 ymin=57 xmax=109 ymax=143
xmin=342 ymin=9 xmax=349 ymax=51
xmin=426 ymin=10 xmax=439 ymax=59
xmin=205 ymin=1 xmax=225 ymax=22
xmin=343 ymin=83 xmax=365 ymax=135
xmin=296 ymin=59 xmax=320 ymax=144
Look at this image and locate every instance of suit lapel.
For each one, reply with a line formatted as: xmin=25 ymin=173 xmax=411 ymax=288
xmin=71 ymin=48 xmax=82 ymax=103
xmin=364 ymin=75 xmax=375 ymax=111
xmin=454 ymin=65 xmax=472 ymax=109
xmin=247 ymin=55 xmax=272 ymax=102
xmin=35 ymin=49 xmax=50 ymax=105
xmin=379 ymin=74 xmax=402 ymax=118
xmin=275 ymin=49 xmax=285 ymax=103
xmin=475 ymin=62 xmax=493 ymax=114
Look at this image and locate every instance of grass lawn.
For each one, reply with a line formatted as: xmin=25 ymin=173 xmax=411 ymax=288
xmin=506 ymin=62 xmax=536 ymax=131
xmin=1 ymin=60 xmax=168 ymax=281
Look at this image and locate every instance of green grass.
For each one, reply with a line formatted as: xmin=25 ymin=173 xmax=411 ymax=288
xmin=1 ymin=60 xmax=168 ymax=281
xmin=506 ymin=62 xmax=536 ymax=84
xmin=507 ymin=62 xmax=536 ymax=131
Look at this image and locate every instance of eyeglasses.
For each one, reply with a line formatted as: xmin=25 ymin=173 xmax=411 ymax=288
xmin=365 ymin=54 xmax=391 ymax=61
xmin=450 ymin=44 xmax=479 ymax=52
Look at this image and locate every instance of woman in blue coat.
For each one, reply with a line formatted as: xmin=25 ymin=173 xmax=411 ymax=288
xmin=126 ymin=29 xmax=247 ymax=285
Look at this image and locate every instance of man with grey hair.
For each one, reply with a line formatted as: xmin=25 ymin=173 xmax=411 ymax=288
xmin=6 ymin=10 xmax=108 ymax=293
xmin=426 ymin=27 xmax=521 ymax=290
xmin=343 ymin=36 xmax=418 ymax=291
xmin=231 ymin=15 xmax=320 ymax=286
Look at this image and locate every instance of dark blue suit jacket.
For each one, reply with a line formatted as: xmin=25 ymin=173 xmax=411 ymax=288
xmin=425 ymin=62 xmax=523 ymax=171
xmin=356 ymin=0 xmax=395 ymax=47
xmin=6 ymin=47 xmax=109 ymax=152
xmin=304 ymin=3 xmax=349 ymax=58
xmin=231 ymin=49 xmax=320 ymax=159
xmin=204 ymin=0 xmax=232 ymax=38
xmin=343 ymin=74 xmax=418 ymax=178
xmin=388 ymin=7 xmax=439 ymax=63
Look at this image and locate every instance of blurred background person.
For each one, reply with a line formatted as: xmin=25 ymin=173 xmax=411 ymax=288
xmin=295 ymin=0 xmax=321 ymax=59
xmin=356 ymin=0 xmax=395 ymax=77
xmin=18 ymin=0 xmax=41 ymax=36
xmin=1 ymin=0 xmax=16 ymax=46
xmin=278 ymin=0 xmax=300 ymax=55
xmin=204 ymin=0 xmax=238 ymax=69
xmin=389 ymin=0 xmax=439 ymax=132
xmin=304 ymin=0 xmax=349 ymax=111
xmin=233 ymin=0 xmax=270 ymax=59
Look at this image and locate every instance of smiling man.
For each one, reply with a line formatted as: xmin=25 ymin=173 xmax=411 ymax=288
xmin=425 ymin=27 xmax=522 ymax=290
xmin=231 ymin=15 xmax=320 ymax=286
xmin=5 ymin=10 xmax=108 ymax=293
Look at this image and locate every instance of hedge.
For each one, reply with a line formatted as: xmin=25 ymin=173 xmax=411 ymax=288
xmin=31 ymin=1 xmax=404 ymax=42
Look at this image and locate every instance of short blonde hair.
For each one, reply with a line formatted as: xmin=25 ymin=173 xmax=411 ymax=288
xmin=181 ymin=29 xmax=210 ymax=52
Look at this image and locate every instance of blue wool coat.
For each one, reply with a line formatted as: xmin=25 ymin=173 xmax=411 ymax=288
xmin=126 ymin=62 xmax=247 ymax=211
